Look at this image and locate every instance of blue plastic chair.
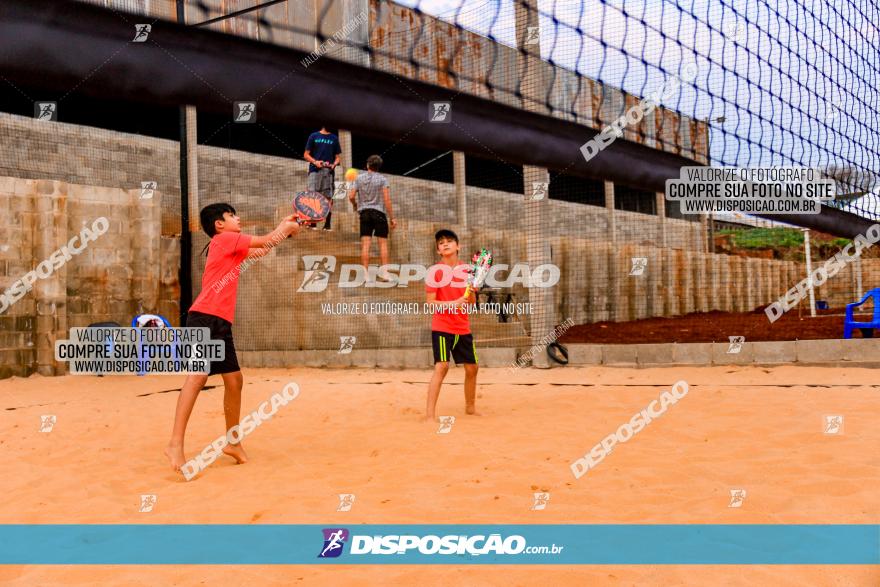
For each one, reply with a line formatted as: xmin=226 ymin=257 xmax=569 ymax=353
xmin=132 ymin=314 xmax=171 ymax=329
xmin=131 ymin=314 xmax=176 ymax=375
xmin=844 ymin=289 xmax=880 ymax=338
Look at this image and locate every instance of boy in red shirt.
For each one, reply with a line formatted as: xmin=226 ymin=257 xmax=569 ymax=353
xmin=424 ymin=229 xmax=479 ymax=421
xmin=165 ymin=203 xmax=300 ymax=474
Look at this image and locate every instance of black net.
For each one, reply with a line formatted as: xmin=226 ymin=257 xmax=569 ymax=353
xmin=160 ymin=0 xmax=880 ymax=206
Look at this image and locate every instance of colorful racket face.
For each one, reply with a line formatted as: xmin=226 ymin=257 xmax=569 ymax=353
xmin=468 ymin=248 xmax=494 ymax=291
xmin=293 ymin=190 xmax=331 ymax=223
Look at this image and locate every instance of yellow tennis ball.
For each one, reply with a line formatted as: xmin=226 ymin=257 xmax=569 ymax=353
xmin=344 ymin=168 xmax=358 ymax=182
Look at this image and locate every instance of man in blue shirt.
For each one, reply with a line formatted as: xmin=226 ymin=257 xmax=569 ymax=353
xmin=304 ymin=126 xmax=342 ymax=230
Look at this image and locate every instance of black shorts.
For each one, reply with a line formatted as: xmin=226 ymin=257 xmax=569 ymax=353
xmin=359 ymin=209 xmax=389 ymax=238
xmin=432 ymin=331 xmax=478 ymax=364
xmin=185 ymin=311 xmax=240 ymax=375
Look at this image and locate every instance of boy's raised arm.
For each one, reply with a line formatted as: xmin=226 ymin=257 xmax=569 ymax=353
xmin=244 ymin=247 xmax=273 ymax=261
xmin=250 ymin=215 xmax=300 ymax=248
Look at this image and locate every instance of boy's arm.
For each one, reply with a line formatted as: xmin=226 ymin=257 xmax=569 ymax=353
xmin=250 ymin=215 xmax=300 ymax=248
xmin=244 ymin=247 xmax=273 ymax=261
xmin=348 ymin=187 xmax=358 ymax=211
xmin=304 ymin=149 xmax=323 ymax=168
xmin=383 ymin=186 xmax=397 ymax=228
xmin=304 ymin=135 xmax=322 ymax=168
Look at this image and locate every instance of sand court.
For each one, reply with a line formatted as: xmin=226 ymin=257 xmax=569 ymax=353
xmin=0 ymin=364 xmax=877 ymax=584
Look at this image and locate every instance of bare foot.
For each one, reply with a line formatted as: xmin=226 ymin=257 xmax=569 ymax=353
xmin=164 ymin=443 xmax=186 ymax=472
xmin=465 ymin=405 xmax=482 ymax=416
xmin=422 ymin=415 xmax=438 ymax=423
xmin=222 ymin=443 xmax=249 ymax=464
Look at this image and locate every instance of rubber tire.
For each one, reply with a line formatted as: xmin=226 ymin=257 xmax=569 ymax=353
xmin=547 ymin=341 xmax=569 ymax=365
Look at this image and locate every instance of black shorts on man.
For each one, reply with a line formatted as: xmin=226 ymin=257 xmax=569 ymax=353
xmin=359 ymin=208 xmax=389 ymax=238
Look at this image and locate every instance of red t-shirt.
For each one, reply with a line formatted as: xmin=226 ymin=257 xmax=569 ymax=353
xmin=425 ymin=262 xmax=471 ymax=334
xmin=189 ymin=231 xmax=253 ymax=323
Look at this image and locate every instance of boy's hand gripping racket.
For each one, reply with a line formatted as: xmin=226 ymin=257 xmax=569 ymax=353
xmin=464 ymin=248 xmax=493 ymax=298
xmin=292 ymin=190 xmax=331 ymax=224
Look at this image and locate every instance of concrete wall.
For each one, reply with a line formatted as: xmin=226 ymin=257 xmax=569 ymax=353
xmin=0 ymin=177 xmax=178 ymax=378
xmin=0 ymin=113 xmax=184 ymax=235
xmin=567 ymin=339 xmax=880 ymax=368
xmin=0 ymin=113 xmax=703 ymax=248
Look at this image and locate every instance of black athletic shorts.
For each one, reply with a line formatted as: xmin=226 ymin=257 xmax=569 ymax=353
xmin=185 ymin=310 xmax=240 ymax=375
xmin=359 ymin=208 xmax=389 ymax=238
xmin=432 ymin=331 xmax=478 ymax=364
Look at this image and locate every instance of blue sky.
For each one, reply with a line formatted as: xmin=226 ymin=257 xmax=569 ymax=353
xmin=398 ymin=0 xmax=880 ymax=218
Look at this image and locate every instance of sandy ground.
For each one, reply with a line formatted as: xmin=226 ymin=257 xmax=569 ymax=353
xmin=0 ymin=365 xmax=878 ymax=586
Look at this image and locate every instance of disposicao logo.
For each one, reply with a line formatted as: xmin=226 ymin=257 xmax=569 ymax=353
xmin=318 ymin=528 xmax=349 ymax=558
xmin=317 ymin=531 xmax=530 ymax=557
xmin=296 ymin=256 xmax=559 ymax=291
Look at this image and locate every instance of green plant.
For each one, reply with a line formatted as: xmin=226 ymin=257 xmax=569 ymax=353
xmin=717 ymin=227 xmax=804 ymax=249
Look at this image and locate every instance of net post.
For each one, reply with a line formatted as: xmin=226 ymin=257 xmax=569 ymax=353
xmin=454 ymin=151 xmax=467 ymax=227
xmin=605 ymin=181 xmax=617 ymax=242
xmin=802 ymin=228 xmax=816 ymax=318
xmin=708 ymin=212 xmax=715 ymax=253
xmin=655 ymin=191 xmax=667 ymax=247
xmin=524 ymin=166 xmax=553 ymax=368
xmin=699 ymin=213 xmax=709 ymax=252
xmin=176 ymin=0 xmax=193 ymax=323
xmin=339 ymin=130 xmax=353 ymax=169
xmin=184 ymin=106 xmax=199 ymax=233
xmin=516 ymin=0 xmax=554 ymax=368
xmin=854 ymin=255 xmax=863 ymax=301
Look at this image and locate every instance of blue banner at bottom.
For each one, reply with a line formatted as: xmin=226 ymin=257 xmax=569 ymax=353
xmin=0 ymin=525 xmax=877 ymax=564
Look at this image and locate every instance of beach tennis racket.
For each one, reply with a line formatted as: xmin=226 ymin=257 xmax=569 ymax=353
xmin=464 ymin=248 xmax=493 ymax=298
xmin=292 ymin=190 xmax=331 ymax=224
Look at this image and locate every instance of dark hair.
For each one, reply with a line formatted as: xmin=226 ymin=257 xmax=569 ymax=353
xmin=435 ymin=229 xmax=458 ymax=244
xmin=366 ymin=154 xmax=383 ymax=171
xmin=199 ymin=203 xmax=236 ymax=237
